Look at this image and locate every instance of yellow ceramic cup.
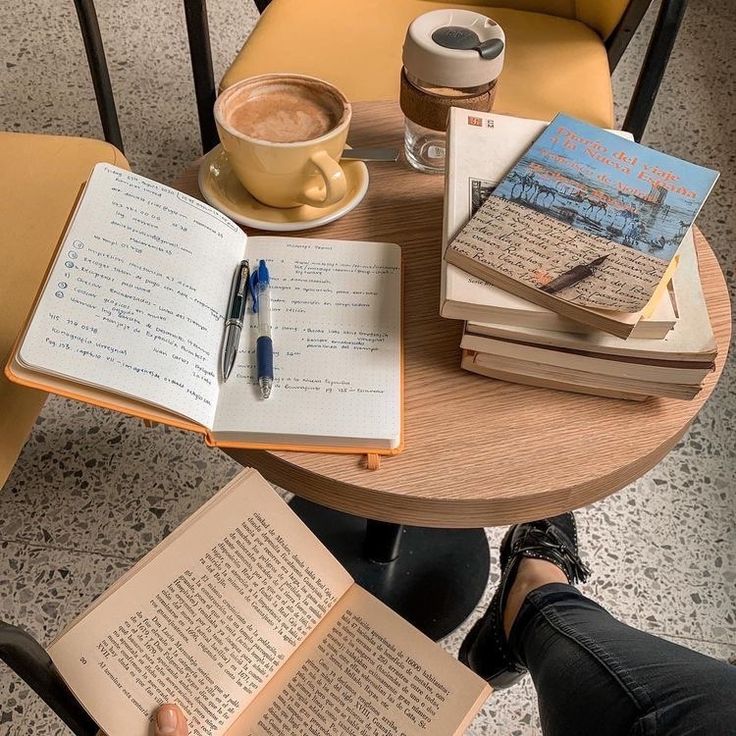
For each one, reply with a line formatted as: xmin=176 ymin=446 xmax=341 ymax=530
xmin=214 ymin=74 xmax=352 ymax=209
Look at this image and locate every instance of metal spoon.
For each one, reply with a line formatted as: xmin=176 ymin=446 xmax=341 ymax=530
xmin=341 ymin=147 xmax=400 ymax=162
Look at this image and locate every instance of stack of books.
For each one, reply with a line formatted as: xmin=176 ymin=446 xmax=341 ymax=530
xmin=441 ymin=110 xmax=719 ymax=401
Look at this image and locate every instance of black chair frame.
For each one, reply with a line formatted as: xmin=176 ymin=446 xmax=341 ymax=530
xmin=0 ymin=622 xmax=98 ymax=735
xmin=74 ymin=0 xmax=687 ymax=154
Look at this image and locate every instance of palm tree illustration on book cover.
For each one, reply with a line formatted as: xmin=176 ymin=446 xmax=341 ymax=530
xmin=450 ymin=114 xmax=718 ymax=314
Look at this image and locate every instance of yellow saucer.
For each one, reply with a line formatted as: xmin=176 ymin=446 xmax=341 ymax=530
xmin=198 ymin=144 xmax=369 ymax=231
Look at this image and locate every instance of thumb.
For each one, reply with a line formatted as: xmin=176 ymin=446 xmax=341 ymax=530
xmin=154 ymin=704 xmax=188 ymax=736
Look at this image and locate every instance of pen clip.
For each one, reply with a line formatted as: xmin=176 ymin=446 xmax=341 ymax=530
xmin=257 ymin=259 xmax=269 ymax=288
xmin=249 ymin=259 xmax=269 ymax=313
xmin=237 ymin=260 xmax=250 ymax=300
xmin=249 ymin=268 xmax=259 ymax=313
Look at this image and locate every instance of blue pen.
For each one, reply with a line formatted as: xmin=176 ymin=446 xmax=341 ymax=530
xmin=251 ymin=260 xmax=273 ymax=399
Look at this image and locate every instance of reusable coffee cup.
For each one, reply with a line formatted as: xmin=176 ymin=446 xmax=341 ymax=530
xmin=214 ymin=74 xmax=352 ymax=208
xmin=401 ymin=9 xmax=505 ymax=173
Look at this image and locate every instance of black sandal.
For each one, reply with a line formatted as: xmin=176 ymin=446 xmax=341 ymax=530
xmin=458 ymin=512 xmax=590 ymax=688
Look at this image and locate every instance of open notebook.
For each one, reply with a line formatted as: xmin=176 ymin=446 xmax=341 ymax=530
xmin=48 ymin=469 xmax=490 ymax=736
xmin=6 ymin=164 xmax=403 ymax=455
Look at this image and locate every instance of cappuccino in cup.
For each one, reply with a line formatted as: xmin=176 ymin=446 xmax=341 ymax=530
xmin=215 ymin=75 xmax=352 ymax=208
xmin=225 ymin=86 xmax=341 ymax=143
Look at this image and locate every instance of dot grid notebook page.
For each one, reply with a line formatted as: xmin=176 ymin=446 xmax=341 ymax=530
xmin=212 ymin=237 xmax=402 ymax=449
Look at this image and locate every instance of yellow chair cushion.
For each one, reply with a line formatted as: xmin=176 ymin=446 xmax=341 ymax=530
xmin=221 ymin=0 xmax=614 ymax=128
xmin=423 ymin=0 xmax=630 ymax=40
xmin=0 ymin=133 xmax=128 ymax=488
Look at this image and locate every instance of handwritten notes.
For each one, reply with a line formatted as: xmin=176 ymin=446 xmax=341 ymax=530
xmin=17 ymin=165 xmax=402 ymax=447
xmin=213 ymin=238 xmax=402 ymax=448
xmin=449 ymin=197 xmax=667 ymax=312
xmin=19 ymin=164 xmax=245 ymax=426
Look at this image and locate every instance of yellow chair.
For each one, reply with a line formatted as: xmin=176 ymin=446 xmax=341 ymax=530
xmin=0 ymin=133 xmax=128 ymax=488
xmin=182 ymin=0 xmax=687 ymax=147
xmin=1 ymin=0 xmax=128 ymax=489
xmin=223 ymin=0 xmax=623 ymax=128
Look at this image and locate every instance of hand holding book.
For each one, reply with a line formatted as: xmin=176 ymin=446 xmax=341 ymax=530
xmin=153 ymin=705 xmax=188 ymax=736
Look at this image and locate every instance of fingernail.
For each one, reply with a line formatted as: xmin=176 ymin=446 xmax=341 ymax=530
xmin=157 ymin=705 xmax=178 ymax=734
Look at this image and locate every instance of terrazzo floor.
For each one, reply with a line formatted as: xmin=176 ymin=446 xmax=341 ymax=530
xmin=1 ymin=1 xmax=735 ymax=734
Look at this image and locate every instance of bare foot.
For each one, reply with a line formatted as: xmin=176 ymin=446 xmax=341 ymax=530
xmin=502 ymin=558 xmax=568 ymax=639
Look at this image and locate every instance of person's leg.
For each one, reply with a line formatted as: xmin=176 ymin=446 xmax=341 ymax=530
xmin=460 ymin=516 xmax=736 ymax=736
xmin=508 ymin=568 xmax=736 ymax=736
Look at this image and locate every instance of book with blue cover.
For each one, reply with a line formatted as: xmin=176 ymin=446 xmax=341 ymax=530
xmin=446 ymin=113 xmax=719 ymax=337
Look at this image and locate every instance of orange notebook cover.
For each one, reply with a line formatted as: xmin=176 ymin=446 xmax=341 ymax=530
xmin=6 ymin=164 xmax=404 ymax=460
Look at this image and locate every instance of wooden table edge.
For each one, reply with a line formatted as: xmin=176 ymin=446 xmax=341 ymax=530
xmin=226 ymin=421 xmax=690 ymax=527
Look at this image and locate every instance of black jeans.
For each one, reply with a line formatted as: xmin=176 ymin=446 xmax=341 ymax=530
xmin=509 ymin=583 xmax=736 ymax=736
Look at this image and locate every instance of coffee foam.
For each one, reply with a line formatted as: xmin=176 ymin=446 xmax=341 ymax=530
xmin=221 ymin=79 xmax=346 ymax=143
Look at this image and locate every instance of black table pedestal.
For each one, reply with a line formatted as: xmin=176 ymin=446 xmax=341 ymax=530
xmin=289 ymin=497 xmax=491 ymax=641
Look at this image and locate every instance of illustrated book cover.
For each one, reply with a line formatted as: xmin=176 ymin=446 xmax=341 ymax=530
xmin=440 ymin=109 xmax=677 ymax=338
xmin=446 ymin=113 xmax=718 ymax=337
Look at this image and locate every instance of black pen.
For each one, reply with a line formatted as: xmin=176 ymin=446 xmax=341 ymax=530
xmin=220 ymin=260 xmax=250 ymax=381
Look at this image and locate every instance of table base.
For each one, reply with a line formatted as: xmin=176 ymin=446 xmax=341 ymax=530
xmin=289 ymin=497 xmax=491 ymax=640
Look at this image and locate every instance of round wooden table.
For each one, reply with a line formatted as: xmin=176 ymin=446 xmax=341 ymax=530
xmin=174 ymin=102 xmax=731 ymax=638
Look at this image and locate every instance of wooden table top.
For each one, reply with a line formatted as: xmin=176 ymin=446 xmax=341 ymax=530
xmin=173 ymin=101 xmax=732 ymax=529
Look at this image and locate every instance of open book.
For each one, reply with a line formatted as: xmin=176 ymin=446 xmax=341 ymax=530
xmin=48 ymin=469 xmax=490 ymax=736
xmin=445 ymin=113 xmax=718 ymax=338
xmin=6 ymin=164 xmax=403 ymax=454
xmin=440 ymin=109 xmax=677 ymax=339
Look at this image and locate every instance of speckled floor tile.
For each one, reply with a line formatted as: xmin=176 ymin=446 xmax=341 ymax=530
xmin=0 ymin=542 xmax=81 ymax=644
xmin=0 ymin=542 xmax=104 ymax=734
xmin=93 ymin=430 xmax=242 ymax=559
xmin=57 ymin=549 xmax=138 ymax=628
xmin=0 ymin=402 xmax=137 ymax=547
xmin=658 ymin=633 xmax=735 ymax=663
xmin=469 ymin=684 xmax=541 ymax=736
xmin=637 ymin=579 xmax=734 ymax=643
xmin=1 ymin=0 xmax=735 ymax=734
xmin=1 ymin=397 xmax=242 ymax=562
xmin=577 ymin=459 xmax=735 ymax=643
xmin=0 ymin=677 xmax=40 ymax=736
